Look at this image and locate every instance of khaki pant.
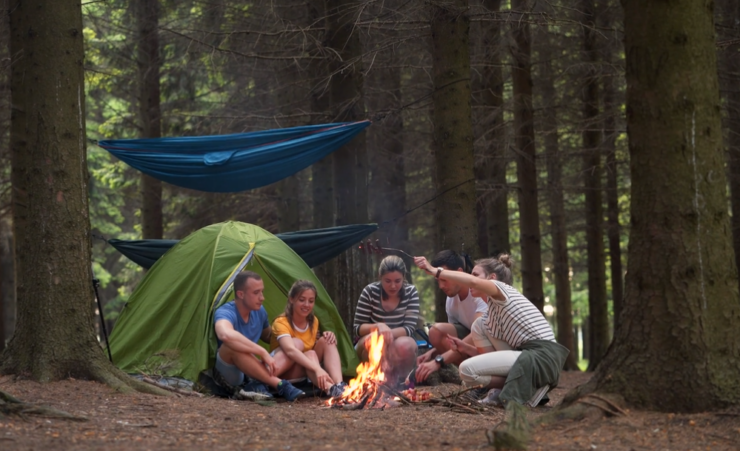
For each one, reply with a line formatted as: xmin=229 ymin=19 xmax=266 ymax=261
xmin=459 ymin=317 xmax=521 ymax=387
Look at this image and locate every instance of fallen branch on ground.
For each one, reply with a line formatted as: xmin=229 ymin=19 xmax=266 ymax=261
xmin=0 ymin=389 xmax=88 ymax=421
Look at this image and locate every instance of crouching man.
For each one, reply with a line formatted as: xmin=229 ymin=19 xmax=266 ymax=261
xmin=214 ymin=270 xmax=305 ymax=401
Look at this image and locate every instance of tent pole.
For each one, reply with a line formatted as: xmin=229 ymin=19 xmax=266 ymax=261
xmin=92 ymin=277 xmax=113 ymax=363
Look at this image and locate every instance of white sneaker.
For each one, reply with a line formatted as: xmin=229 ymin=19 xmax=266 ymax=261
xmin=526 ymin=385 xmax=549 ymax=407
xmin=235 ymin=389 xmax=272 ymax=401
xmin=478 ymin=388 xmax=503 ymax=406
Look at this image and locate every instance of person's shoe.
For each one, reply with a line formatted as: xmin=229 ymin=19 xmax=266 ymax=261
xmin=327 ymin=381 xmax=348 ymax=398
xmin=238 ymin=379 xmax=273 ymax=400
xmin=438 ymin=364 xmax=463 ymax=385
xmin=277 ymin=380 xmax=305 ymax=402
xmin=526 ymin=385 xmax=550 ymax=408
xmin=461 ymin=386 xmax=488 ymax=403
xmin=478 ymin=388 xmax=503 ymax=407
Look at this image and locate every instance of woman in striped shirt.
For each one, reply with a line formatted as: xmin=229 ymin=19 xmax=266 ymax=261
xmin=353 ymin=255 xmax=419 ymax=379
xmin=415 ymin=254 xmax=567 ymax=407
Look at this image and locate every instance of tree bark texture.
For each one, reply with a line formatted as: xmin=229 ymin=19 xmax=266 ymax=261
xmin=3 ymin=0 xmax=123 ymax=382
xmin=430 ymin=0 xmax=479 ymax=321
xmin=581 ymin=0 xmax=609 ymax=371
xmin=603 ymin=63 xmax=624 ymax=333
xmin=325 ymin=0 xmax=370 ymax=329
xmin=308 ymin=0 xmax=338 ymax=308
xmin=719 ymin=0 xmax=740 ymax=293
xmin=509 ymin=0 xmax=544 ymax=311
xmin=541 ymin=59 xmax=579 ymax=371
xmin=475 ymin=0 xmax=509 ymax=258
xmin=136 ymin=0 xmax=163 ymax=239
xmin=588 ymin=0 xmax=740 ymax=411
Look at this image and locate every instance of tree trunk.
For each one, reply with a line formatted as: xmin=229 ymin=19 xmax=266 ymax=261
xmin=586 ymin=0 xmax=740 ymax=411
xmin=581 ymin=0 xmax=609 ymax=371
xmin=136 ymin=0 xmax=163 ymax=240
xmin=719 ymin=0 xmax=740 ymax=293
xmin=325 ymin=0 xmax=369 ymax=329
xmin=541 ymin=58 xmax=580 ymax=371
xmin=476 ymin=0 xmax=510 ymax=258
xmin=603 ymin=60 xmax=624 ymax=333
xmin=2 ymin=0 xmax=164 ymax=394
xmin=430 ymin=0 xmax=478 ymax=321
xmin=510 ymin=0 xmax=544 ymax=311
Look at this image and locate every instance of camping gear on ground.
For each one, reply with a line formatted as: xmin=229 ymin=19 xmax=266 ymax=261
xmin=108 ymin=221 xmax=360 ymax=382
xmin=108 ymin=223 xmax=378 ymax=270
xmin=97 ymin=121 xmax=370 ymax=192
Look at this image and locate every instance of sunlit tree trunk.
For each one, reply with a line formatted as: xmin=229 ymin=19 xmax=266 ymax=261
xmin=510 ymin=0 xmax=544 ymax=311
xmin=582 ymin=0 xmax=740 ymax=411
xmin=136 ymin=0 xmax=163 ymax=240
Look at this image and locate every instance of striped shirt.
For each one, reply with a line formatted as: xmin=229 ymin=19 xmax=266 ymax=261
xmin=353 ymin=282 xmax=420 ymax=337
xmin=484 ymin=280 xmax=555 ymax=349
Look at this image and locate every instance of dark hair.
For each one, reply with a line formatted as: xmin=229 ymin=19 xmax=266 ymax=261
xmin=431 ymin=250 xmax=473 ymax=273
xmin=378 ymin=255 xmax=407 ymax=301
xmin=234 ymin=271 xmax=262 ymax=292
xmin=474 ymin=254 xmax=514 ymax=285
xmin=284 ymin=280 xmax=318 ymax=331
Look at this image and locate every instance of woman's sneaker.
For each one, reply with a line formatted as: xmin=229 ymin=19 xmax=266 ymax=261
xmin=277 ymin=380 xmax=306 ymax=402
xmin=478 ymin=388 xmax=503 ymax=407
xmin=327 ymin=381 xmax=348 ymax=398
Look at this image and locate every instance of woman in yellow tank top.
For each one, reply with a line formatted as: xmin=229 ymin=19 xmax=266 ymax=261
xmin=270 ymin=280 xmax=346 ymax=397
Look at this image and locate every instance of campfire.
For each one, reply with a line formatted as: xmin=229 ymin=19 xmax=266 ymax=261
xmin=327 ymin=331 xmax=430 ymax=409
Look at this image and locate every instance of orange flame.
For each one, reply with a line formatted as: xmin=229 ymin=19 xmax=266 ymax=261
xmin=327 ymin=330 xmax=385 ymax=406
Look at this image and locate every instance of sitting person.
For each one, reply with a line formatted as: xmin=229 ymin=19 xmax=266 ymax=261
xmin=213 ymin=270 xmax=305 ymax=401
xmin=415 ymin=250 xmax=497 ymax=384
xmin=353 ymin=255 xmax=419 ymax=382
xmin=414 ymin=255 xmax=569 ymax=407
xmin=269 ymin=280 xmax=347 ymax=398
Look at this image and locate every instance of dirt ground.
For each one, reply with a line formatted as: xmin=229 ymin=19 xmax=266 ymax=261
xmin=1 ymin=371 xmax=738 ymax=450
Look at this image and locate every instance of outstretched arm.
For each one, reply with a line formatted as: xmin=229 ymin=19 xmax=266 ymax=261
xmin=414 ymin=256 xmax=504 ymax=302
xmin=215 ymin=320 xmax=275 ymax=375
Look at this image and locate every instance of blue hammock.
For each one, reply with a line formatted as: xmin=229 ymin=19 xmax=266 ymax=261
xmin=109 ymin=223 xmax=378 ymax=269
xmin=97 ymin=121 xmax=371 ymax=193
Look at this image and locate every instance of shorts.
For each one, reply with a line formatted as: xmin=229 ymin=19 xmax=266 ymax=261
xmin=215 ymin=352 xmax=244 ymax=387
xmin=452 ymin=322 xmax=471 ymax=339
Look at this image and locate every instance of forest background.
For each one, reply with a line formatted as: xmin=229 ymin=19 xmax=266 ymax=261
xmin=0 ymin=0 xmax=738 ymax=375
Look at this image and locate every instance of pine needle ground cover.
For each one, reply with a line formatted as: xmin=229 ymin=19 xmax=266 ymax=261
xmin=1 ymin=372 xmax=737 ymax=450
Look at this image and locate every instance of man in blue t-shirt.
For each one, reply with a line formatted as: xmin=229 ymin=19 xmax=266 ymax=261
xmin=214 ymin=270 xmax=305 ymax=401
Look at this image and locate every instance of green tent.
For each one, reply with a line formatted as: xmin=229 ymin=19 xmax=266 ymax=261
xmin=109 ymin=221 xmax=359 ymax=381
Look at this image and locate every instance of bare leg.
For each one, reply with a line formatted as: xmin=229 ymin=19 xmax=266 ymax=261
xmin=219 ymin=346 xmax=281 ymax=388
xmin=300 ymin=350 xmax=332 ymax=391
xmin=314 ymin=337 xmax=343 ymax=383
xmin=386 ymin=336 xmax=418 ymax=381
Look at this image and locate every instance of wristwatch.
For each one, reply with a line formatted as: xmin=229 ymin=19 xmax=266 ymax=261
xmin=434 ymin=355 xmax=445 ymax=367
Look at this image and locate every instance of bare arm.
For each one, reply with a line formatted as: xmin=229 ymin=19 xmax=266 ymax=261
xmin=278 ymin=336 xmax=325 ymax=374
xmin=414 ymin=256 xmax=504 ymax=301
xmin=215 ymin=319 xmax=270 ymax=360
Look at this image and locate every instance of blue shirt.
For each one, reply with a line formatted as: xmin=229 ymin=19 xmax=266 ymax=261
xmin=214 ymin=301 xmax=269 ymax=348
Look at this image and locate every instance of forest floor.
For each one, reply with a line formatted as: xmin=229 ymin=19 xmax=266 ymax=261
xmin=1 ymin=371 xmax=739 ymax=450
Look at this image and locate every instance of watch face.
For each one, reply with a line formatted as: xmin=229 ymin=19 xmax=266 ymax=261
xmin=435 ymin=356 xmax=444 ymax=364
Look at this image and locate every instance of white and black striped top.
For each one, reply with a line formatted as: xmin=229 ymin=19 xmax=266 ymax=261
xmin=484 ymin=280 xmax=555 ymax=349
xmin=353 ymin=282 xmax=420 ymax=337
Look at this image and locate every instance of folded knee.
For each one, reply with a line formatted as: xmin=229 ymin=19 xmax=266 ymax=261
xmin=459 ymin=360 xmax=491 ymax=387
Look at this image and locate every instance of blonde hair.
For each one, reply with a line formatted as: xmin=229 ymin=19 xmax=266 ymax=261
xmin=474 ymin=253 xmax=514 ymax=285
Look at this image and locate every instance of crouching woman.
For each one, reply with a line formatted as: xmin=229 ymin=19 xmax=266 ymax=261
xmin=270 ymin=280 xmax=347 ymax=398
xmin=414 ymin=255 xmax=569 ymax=407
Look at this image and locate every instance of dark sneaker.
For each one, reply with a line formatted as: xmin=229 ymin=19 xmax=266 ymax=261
xmin=277 ymin=380 xmax=305 ymax=402
xmin=461 ymin=386 xmax=489 ymax=403
xmin=439 ymin=364 xmax=462 ymax=384
xmin=478 ymin=388 xmax=503 ymax=407
xmin=237 ymin=380 xmax=273 ymax=400
xmin=327 ymin=381 xmax=348 ymax=398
